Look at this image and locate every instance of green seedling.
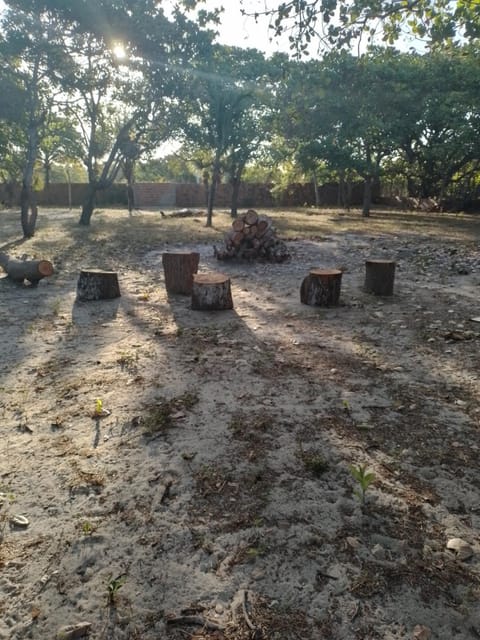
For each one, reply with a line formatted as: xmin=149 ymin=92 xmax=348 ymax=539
xmin=350 ymin=464 xmax=375 ymax=504
xmin=95 ymin=398 xmax=103 ymax=415
xmin=81 ymin=521 xmax=94 ymax=536
xmin=106 ymin=574 xmax=126 ymax=605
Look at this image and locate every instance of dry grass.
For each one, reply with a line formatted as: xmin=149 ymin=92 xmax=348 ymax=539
xmin=1 ymin=205 xmax=478 ymax=263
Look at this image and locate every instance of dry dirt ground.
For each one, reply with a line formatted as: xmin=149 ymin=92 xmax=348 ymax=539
xmin=0 ymin=206 xmax=479 ymax=640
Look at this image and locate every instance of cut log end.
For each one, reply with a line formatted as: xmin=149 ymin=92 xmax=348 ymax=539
xmin=215 ymin=211 xmax=290 ymax=263
xmin=0 ymin=252 xmax=54 ymax=285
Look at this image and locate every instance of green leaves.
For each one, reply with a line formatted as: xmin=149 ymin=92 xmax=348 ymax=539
xmin=241 ymin=0 xmax=480 ymax=52
xmin=350 ymin=464 xmax=375 ymax=504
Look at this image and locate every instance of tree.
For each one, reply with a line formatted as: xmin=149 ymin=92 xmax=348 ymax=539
xmin=0 ymin=4 xmax=68 ymax=236
xmin=396 ymin=47 xmax=480 ymax=202
xmin=38 ymin=110 xmax=81 ymax=188
xmin=179 ymin=44 xmax=274 ymax=225
xmin=3 ymin=0 xmax=217 ymax=226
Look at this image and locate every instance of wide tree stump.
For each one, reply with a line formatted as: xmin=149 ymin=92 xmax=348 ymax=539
xmin=300 ymin=268 xmax=342 ymax=306
xmin=162 ymin=251 xmax=200 ymax=294
xmin=76 ymin=269 xmax=121 ymax=301
xmin=191 ymin=272 xmax=233 ymax=311
xmin=364 ymin=260 xmax=396 ymax=296
xmin=0 ymin=251 xmax=54 ymax=285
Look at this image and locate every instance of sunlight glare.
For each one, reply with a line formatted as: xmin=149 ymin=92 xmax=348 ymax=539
xmin=112 ymin=43 xmax=126 ymax=60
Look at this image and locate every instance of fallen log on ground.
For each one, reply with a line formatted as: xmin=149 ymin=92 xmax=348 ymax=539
xmin=0 ymin=251 xmax=54 ymax=285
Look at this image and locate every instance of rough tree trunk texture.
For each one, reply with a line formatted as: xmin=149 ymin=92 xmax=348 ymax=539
xmin=79 ymin=185 xmax=97 ymax=226
xmin=362 ymin=175 xmax=372 ymax=217
xmin=76 ymin=270 xmax=121 ymax=301
xmin=230 ymin=177 xmax=240 ymax=218
xmin=364 ymin=260 xmax=396 ymax=296
xmin=300 ymin=269 xmax=342 ymax=307
xmin=0 ymin=252 xmax=54 ymax=285
xmin=191 ymin=272 xmax=233 ymax=311
xmin=20 ymin=185 xmax=38 ymax=238
xmin=162 ymin=252 xmax=200 ymax=295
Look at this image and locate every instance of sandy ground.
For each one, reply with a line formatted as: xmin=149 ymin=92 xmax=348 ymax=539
xmin=0 ymin=207 xmax=479 ymax=640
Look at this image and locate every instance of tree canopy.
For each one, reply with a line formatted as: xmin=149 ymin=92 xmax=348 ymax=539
xmin=240 ymin=0 xmax=480 ymax=53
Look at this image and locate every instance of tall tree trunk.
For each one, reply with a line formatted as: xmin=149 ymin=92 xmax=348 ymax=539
xmin=21 ymin=134 xmax=39 ymax=237
xmin=206 ymin=156 xmax=221 ymax=228
xmin=337 ymin=170 xmax=345 ymax=207
xmin=312 ymin=172 xmax=320 ymax=206
xmin=20 ymin=185 xmax=38 ymax=238
xmin=44 ymin=161 xmax=51 ymax=189
xmin=127 ymin=184 xmax=135 ymax=215
xmin=230 ymin=176 xmax=240 ymax=218
xmin=362 ymin=175 xmax=372 ymax=217
xmin=79 ymin=184 xmax=97 ymax=226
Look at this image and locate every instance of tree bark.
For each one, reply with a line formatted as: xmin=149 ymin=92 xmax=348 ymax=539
xmin=230 ymin=176 xmax=240 ymax=218
xmin=362 ymin=175 xmax=372 ymax=217
xmin=191 ymin=272 xmax=233 ymax=310
xmin=0 ymin=252 xmax=54 ymax=285
xmin=206 ymin=157 xmax=221 ymax=228
xmin=364 ymin=260 xmax=396 ymax=296
xmin=76 ymin=270 xmax=121 ymax=301
xmin=162 ymin=252 xmax=200 ymax=294
xmin=79 ymin=184 xmax=97 ymax=226
xmin=20 ymin=186 xmax=38 ymax=239
xmin=300 ymin=269 xmax=342 ymax=306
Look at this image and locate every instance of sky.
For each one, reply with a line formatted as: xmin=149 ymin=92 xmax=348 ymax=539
xmin=200 ymin=1 xmax=292 ymax=55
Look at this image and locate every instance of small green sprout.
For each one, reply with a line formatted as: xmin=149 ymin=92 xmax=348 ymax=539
xmin=95 ymin=398 xmax=103 ymax=415
xmin=107 ymin=574 xmax=126 ymax=605
xmin=81 ymin=521 xmax=94 ymax=536
xmin=350 ymin=464 xmax=375 ymax=504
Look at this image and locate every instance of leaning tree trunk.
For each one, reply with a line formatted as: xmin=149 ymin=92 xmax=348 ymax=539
xmin=79 ymin=184 xmax=98 ymax=226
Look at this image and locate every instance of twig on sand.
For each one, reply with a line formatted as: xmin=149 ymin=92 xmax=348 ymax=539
xmin=242 ymin=590 xmax=263 ymax=639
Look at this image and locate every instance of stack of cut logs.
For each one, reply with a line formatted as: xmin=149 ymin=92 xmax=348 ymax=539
xmin=214 ymin=210 xmax=290 ymax=263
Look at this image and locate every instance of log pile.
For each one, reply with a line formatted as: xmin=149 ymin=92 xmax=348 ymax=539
xmin=214 ymin=210 xmax=290 ymax=263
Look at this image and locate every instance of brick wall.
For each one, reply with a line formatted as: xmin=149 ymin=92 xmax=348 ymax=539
xmin=0 ymin=181 xmax=367 ymax=209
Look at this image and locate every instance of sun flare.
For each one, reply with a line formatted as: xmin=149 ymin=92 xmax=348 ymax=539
xmin=112 ymin=43 xmax=126 ymax=60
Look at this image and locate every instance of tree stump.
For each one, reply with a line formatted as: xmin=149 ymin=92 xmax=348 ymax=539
xmin=162 ymin=251 xmax=200 ymax=294
xmin=0 ymin=252 xmax=54 ymax=285
xmin=191 ymin=272 xmax=233 ymax=311
xmin=76 ymin=269 xmax=121 ymax=301
xmin=364 ymin=260 xmax=396 ymax=296
xmin=300 ymin=269 xmax=342 ymax=306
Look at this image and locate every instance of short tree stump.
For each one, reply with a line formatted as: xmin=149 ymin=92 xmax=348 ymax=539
xmin=364 ymin=260 xmax=396 ymax=296
xmin=162 ymin=251 xmax=200 ymax=294
xmin=191 ymin=272 xmax=233 ymax=311
xmin=77 ymin=269 xmax=121 ymax=301
xmin=300 ymin=268 xmax=342 ymax=306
